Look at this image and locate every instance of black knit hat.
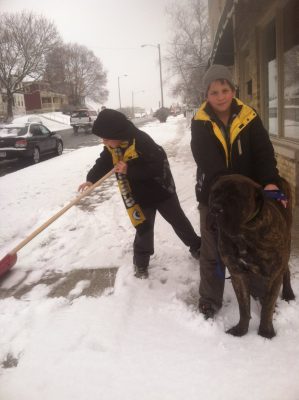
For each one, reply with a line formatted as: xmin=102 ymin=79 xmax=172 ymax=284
xmin=92 ymin=109 xmax=133 ymax=140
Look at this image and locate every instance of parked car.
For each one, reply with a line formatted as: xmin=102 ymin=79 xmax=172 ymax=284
xmin=0 ymin=122 xmax=63 ymax=164
xmin=70 ymin=109 xmax=97 ymax=133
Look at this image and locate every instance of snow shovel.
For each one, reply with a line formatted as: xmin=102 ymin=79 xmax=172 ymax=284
xmin=0 ymin=169 xmax=115 ymax=278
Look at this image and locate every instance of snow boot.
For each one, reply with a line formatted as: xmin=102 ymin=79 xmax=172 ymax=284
xmin=198 ymin=301 xmax=217 ymax=320
xmin=134 ymin=265 xmax=149 ymax=279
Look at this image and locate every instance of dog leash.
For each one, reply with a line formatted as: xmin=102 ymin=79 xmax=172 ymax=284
xmin=216 ymin=257 xmax=231 ymax=280
xmin=263 ymin=189 xmax=287 ymax=201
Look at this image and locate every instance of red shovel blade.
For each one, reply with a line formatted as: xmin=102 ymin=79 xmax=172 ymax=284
xmin=0 ymin=253 xmax=17 ymax=278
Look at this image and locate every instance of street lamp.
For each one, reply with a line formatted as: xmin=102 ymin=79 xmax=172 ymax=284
xmin=118 ymin=74 xmax=128 ymax=110
xmin=141 ymin=44 xmax=164 ymax=108
xmin=131 ymin=90 xmax=145 ymax=118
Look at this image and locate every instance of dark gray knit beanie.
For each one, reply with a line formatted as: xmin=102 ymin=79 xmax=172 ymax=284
xmin=92 ymin=109 xmax=133 ymax=140
xmin=203 ymin=64 xmax=235 ymax=95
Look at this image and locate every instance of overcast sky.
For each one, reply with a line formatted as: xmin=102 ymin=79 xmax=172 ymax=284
xmin=0 ymin=0 xmax=178 ymax=110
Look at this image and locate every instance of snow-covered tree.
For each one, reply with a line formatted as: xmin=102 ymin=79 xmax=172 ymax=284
xmin=0 ymin=11 xmax=60 ymax=120
xmin=165 ymin=0 xmax=211 ymax=106
xmin=45 ymin=43 xmax=108 ymax=107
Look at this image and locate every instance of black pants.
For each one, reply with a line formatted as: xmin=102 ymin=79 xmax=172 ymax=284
xmin=133 ymin=194 xmax=200 ymax=268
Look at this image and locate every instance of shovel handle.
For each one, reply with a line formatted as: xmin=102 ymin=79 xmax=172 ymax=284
xmin=9 ymin=168 xmax=115 ymax=255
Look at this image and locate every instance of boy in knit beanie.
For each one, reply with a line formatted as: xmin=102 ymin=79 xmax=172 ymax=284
xmin=190 ymin=64 xmax=282 ymax=319
xmin=79 ymin=109 xmax=201 ymax=279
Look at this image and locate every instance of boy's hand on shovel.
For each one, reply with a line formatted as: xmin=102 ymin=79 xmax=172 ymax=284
xmin=78 ymin=181 xmax=93 ymax=192
xmin=114 ymin=161 xmax=127 ymax=174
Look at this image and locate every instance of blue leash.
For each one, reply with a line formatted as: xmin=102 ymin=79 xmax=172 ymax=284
xmin=216 ymin=257 xmax=226 ymax=280
xmin=263 ymin=189 xmax=287 ymax=201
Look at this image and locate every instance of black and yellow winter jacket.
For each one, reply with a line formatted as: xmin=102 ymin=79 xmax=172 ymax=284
xmin=191 ymin=98 xmax=279 ymax=205
xmin=86 ymin=126 xmax=176 ymax=207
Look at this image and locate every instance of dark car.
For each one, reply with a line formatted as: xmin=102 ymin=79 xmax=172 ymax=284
xmin=0 ymin=122 xmax=63 ymax=164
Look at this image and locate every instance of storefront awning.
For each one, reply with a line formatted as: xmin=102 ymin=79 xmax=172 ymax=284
xmin=210 ymin=0 xmax=238 ymax=65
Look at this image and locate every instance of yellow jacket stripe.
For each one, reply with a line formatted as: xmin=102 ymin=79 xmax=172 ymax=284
xmin=106 ymin=140 xmax=146 ymax=228
xmin=194 ymin=98 xmax=257 ymax=166
xmin=107 ymin=139 xmax=139 ymax=164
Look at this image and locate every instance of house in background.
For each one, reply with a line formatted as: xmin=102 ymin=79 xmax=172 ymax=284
xmin=0 ymin=84 xmax=26 ymax=122
xmin=23 ymin=81 xmax=68 ymax=114
xmin=208 ymin=0 xmax=299 ymax=205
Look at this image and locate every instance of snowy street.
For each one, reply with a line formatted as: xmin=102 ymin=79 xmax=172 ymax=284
xmin=0 ymin=116 xmax=299 ymax=400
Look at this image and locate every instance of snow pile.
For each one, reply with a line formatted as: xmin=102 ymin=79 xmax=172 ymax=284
xmin=0 ymin=116 xmax=299 ymax=400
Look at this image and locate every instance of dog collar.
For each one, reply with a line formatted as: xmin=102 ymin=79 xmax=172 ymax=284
xmin=244 ymin=203 xmax=263 ymax=224
xmin=245 ymin=189 xmax=287 ymax=225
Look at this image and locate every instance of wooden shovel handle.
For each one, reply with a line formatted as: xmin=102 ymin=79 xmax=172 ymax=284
xmin=10 ymin=169 xmax=115 ymax=255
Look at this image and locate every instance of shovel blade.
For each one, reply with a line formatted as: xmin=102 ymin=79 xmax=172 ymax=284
xmin=0 ymin=253 xmax=17 ymax=278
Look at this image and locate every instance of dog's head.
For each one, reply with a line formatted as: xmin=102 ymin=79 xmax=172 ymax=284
xmin=208 ymin=174 xmax=263 ymax=236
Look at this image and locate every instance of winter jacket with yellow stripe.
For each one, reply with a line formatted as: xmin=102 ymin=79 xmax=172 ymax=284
xmin=86 ymin=127 xmax=176 ymax=207
xmin=191 ymin=98 xmax=279 ymax=205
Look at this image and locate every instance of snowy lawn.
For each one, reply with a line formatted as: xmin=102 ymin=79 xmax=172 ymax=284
xmin=0 ymin=116 xmax=299 ymax=400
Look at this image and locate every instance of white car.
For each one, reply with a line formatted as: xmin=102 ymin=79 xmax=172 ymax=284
xmin=70 ymin=109 xmax=97 ymax=133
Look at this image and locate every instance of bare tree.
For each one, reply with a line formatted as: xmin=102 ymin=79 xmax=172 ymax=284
xmin=45 ymin=43 xmax=108 ymax=107
xmin=44 ymin=45 xmax=68 ymax=95
xmin=0 ymin=11 xmax=60 ymax=120
xmin=165 ymin=0 xmax=211 ymax=106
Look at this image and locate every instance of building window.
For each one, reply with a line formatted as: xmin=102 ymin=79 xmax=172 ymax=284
xmin=42 ymin=97 xmax=52 ymax=104
xmin=240 ymin=50 xmax=253 ymax=105
xmin=263 ymin=19 xmax=278 ymax=135
xmin=283 ymin=0 xmax=299 ymax=140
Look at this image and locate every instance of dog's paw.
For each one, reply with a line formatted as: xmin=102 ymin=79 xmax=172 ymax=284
xmin=258 ymin=325 xmax=276 ymax=339
xmin=226 ymin=324 xmax=248 ymax=337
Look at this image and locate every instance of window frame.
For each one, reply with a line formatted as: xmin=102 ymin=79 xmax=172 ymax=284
xmin=259 ymin=0 xmax=299 ymax=142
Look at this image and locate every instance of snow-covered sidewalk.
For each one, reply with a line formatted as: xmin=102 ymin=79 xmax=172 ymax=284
xmin=0 ymin=116 xmax=299 ymax=400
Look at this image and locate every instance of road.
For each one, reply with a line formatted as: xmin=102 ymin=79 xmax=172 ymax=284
xmin=0 ymin=117 xmax=154 ymax=177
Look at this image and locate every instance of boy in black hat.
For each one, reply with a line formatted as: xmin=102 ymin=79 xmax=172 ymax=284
xmin=79 ymin=109 xmax=201 ymax=279
xmin=191 ymin=64 xmax=282 ymax=318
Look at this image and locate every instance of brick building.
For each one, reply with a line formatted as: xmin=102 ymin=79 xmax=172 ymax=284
xmin=23 ymin=81 xmax=68 ymax=113
xmin=208 ymin=0 xmax=299 ymax=205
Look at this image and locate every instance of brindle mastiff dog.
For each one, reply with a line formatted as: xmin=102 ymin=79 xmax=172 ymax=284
xmin=209 ymin=174 xmax=295 ymax=338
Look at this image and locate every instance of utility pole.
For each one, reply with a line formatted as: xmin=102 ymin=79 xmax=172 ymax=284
xmin=157 ymin=44 xmax=164 ymax=108
xmin=141 ymin=44 xmax=164 ymax=108
xmin=118 ymin=74 xmax=127 ymax=109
